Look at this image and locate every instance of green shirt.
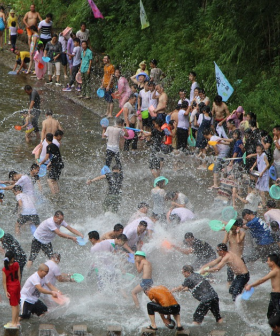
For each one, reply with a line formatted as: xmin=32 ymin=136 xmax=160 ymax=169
xmin=81 ymin=48 xmax=93 ymax=73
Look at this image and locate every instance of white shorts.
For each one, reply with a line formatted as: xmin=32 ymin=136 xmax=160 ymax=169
xmin=47 ymin=62 xmax=61 ymax=76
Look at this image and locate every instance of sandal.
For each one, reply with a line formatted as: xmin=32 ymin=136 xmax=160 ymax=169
xmin=176 ymin=326 xmax=184 ymax=331
xmin=146 ymin=325 xmax=158 ymax=331
xmin=166 ymin=319 xmax=175 ymax=329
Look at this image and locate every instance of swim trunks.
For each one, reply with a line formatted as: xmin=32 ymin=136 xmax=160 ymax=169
xmin=140 ymin=278 xmax=153 ymax=290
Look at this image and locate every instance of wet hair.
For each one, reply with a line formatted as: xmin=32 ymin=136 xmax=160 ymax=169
xmin=73 ymin=38 xmax=80 ymax=44
xmin=242 ymin=209 xmax=254 ymax=217
xmin=169 ymin=120 xmax=176 ymax=127
xmin=13 ymin=185 xmax=22 ymax=192
xmin=233 ymin=218 xmax=243 ymax=227
xmin=153 ymin=119 xmax=163 ymax=128
xmin=247 ymin=112 xmax=257 ymax=121
xmin=214 ymin=95 xmax=222 ymax=103
xmin=256 ymin=144 xmax=264 ymax=151
xmin=192 ymin=101 xmax=197 ymax=107
xmin=182 ymin=264 xmax=194 ymax=273
xmin=30 ymin=163 xmax=39 ymax=171
xmin=155 ymin=179 xmax=165 ymax=188
xmin=202 ymin=128 xmax=213 ymax=136
xmin=269 ymin=314 xmax=280 ymax=328
xmin=112 ymin=165 xmax=121 ymax=171
xmin=51 ymin=252 xmax=61 ymax=261
xmin=217 ymin=243 xmax=228 ymax=252
xmin=184 ymin=232 xmax=194 ymax=239
xmin=116 ymin=118 xmax=124 ymax=126
xmin=249 ymin=120 xmax=257 ymax=128
xmin=233 ymin=129 xmax=241 ymax=139
xmin=151 ymin=213 xmax=160 ymax=220
xmin=8 ymin=171 xmax=17 ymax=178
xmin=268 ymin=254 xmax=280 ymax=266
xmin=273 ymin=126 xmax=280 ymax=132
xmin=129 ymin=93 xmax=136 ymax=100
xmin=88 ymin=231 xmax=99 ymax=240
xmin=4 ymin=251 xmax=14 ymax=270
xmin=46 ymin=110 xmax=53 ymax=116
xmin=54 ymin=130 xmax=64 ymax=137
xmin=244 ymin=128 xmax=252 ymax=135
xmin=198 ymin=102 xmax=206 ymax=113
xmin=181 ymin=101 xmax=189 ymax=109
xmin=30 ymin=25 xmax=38 ymax=32
xmin=139 ymin=220 xmax=148 ymax=227
xmin=169 ymin=214 xmax=181 ymax=224
xmin=116 ymin=233 xmax=128 ymax=242
xmin=270 ymin=221 xmax=279 ymax=229
xmin=46 ymin=133 xmax=54 ymax=142
xmin=11 ymin=21 xmax=16 ymax=27
xmin=46 ymin=13 xmax=53 ymax=20
xmin=189 ymin=71 xmax=197 ymax=77
xmin=113 ymin=223 xmax=123 ymax=232
xmin=24 ymin=85 xmax=32 ymax=91
xmin=201 ymin=105 xmax=211 ymax=116
xmin=165 ymin=191 xmax=176 ymax=201
xmin=138 ymin=202 xmax=149 ymax=209
xmin=54 ymin=210 xmax=64 ymax=217
xmin=267 ymin=200 xmax=276 ymax=208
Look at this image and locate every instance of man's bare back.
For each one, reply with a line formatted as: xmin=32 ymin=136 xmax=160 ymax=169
xmin=41 ymin=117 xmax=62 ymax=141
xmin=101 ymin=231 xmax=117 ymax=240
xmin=157 ymin=92 xmax=168 ymax=113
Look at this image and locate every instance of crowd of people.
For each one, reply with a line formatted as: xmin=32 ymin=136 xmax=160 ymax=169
xmin=1 ymin=4 xmax=280 ymax=336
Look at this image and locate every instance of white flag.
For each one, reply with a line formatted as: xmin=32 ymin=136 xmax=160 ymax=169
xmin=140 ymin=0 xmax=149 ymax=30
xmin=214 ymin=62 xmax=234 ymax=102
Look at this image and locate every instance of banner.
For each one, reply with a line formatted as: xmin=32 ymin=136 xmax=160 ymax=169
xmin=140 ymin=0 xmax=149 ymax=29
xmin=88 ymin=0 xmax=104 ymax=19
xmin=214 ymin=62 xmax=234 ymax=102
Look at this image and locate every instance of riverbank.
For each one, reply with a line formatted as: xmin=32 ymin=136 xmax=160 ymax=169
xmin=1 ymin=38 xmax=119 ymax=118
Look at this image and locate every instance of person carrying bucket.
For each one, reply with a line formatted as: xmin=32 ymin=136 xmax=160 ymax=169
xmin=123 ymin=94 xmax=138 ymax=152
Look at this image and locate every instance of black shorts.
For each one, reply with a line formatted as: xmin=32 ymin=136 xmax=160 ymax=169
xmin=60 ymin=52 xmax=68 ymax=66
xmin=147 ymin=302 xmax=180 ymax=316
xmin=16 ymin=57 xmax=30 ymax=65
xmin=48 ymin=162 xmax=64 ymax=180
xmin=31 ymin=109 xmax=41 ymax=133
xmin=17 ymin=214 xmax=40 ymax=226
xmin=104 ymin=89 xmax=113 ymax=103
xmin=193 ymin=297 xmax=221 ymax=323
xmin=142 ymin=115 xmax=153 ymax=128
xmin=229 ymin=272 xmax=250 ymax=301
xmin=267 ymin=292 xmax=280 ymax=319
xmin=28 ymin=238 xmax=53 ymax=262
xmin=40 ymin=37 xmax=51 ymax=47
xmin=20 ymin=299 xmax=47 ymax=319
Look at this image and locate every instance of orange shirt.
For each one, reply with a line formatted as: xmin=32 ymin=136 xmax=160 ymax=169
xmin=147 ymin=286 xmax=178 ymax=307
xmin=103 ymin=63 xmax=115 ymax=88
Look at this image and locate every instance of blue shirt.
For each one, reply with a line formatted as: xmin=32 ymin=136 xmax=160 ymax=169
xmin=247 ymin=217 xmax=274 ymax=245
xmin=80 ymin=48 xmax=93 ymax=73
xmin=233 ymin=139 xmax=243 ymax=162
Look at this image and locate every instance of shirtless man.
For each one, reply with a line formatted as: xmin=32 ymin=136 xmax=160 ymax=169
xmin=41 ymin=110 xmax=63 ymax=142
xmin=211 ymin=95 xmax=230 ymax=137
xmin=22 ymin=4 xmax=42 ymax=46
xmin=245 ymin=254 xmax=280 ymax=320
xmin=131 ymin=251 xmax=153 ymax=308
xmin=201 ymin=243 xmax=249 ymax=301
xmin=100 ymin=223 xmax=124 ymax=240
xmin=222 ymin=218 xmax=246 ymax=286
xmin=153 ymin=84 xmax=168 ymax=123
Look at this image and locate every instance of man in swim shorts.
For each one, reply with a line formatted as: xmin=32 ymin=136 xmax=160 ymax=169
xmin=131 ymin=251 xmax=153 ymax=308
xmin=22 ymin=4 xmax=42 ymax=46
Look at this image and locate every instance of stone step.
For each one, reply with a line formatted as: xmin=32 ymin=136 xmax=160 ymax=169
xmin=107 ymin=325 xmax=122 ymax=336
xmin=73 ymin=325 xmax=88 ymax=336
xmin=141 ymin=327 xmax=157 ymax=335
xmin=39 ymin=324 xmax=58 ymax=336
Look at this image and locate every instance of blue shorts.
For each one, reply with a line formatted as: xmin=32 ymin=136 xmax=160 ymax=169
xmin=105 ymin=88 xmax=113 ymax=103
xmin=213 ymin=158 xmax=224 ymax=173
xmin=140 ymin=278 xmax=153 ymax=290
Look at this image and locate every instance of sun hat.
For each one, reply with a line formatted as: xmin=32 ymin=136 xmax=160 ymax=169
xmin=136 ymin=72 xmax=149 ymax=82
xmin=10 ymin=9 xmax=15 ymax=13
xmin=154 ymin=176 xmax=168 ymax=187
xmin=135 ymin=251 xmax=146 ymax=257
xmin=0 ymin=228 xmax=4 ymax=239
xmin=139 ymin=60 xmax=146 ymax=67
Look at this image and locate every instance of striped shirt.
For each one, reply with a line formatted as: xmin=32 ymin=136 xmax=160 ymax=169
xmin=38 ymin=20 xmax=52 ymax=39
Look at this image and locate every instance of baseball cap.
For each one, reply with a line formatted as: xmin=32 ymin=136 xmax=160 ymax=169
xmin=135 ymin=251 xmax=146 ymax=257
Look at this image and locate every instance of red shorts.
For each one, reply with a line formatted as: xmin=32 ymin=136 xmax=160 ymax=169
xmin=7 ymin=284 xmax=21 ymax=306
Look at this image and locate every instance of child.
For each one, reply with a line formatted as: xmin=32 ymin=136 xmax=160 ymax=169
xmin=12 ymin=185 xmax=40 ymax=235
xmin=251 ymin=144 xmax=270 ymax=208
xmin=226 ymin=129 xmax=243 ymax=169
xmin=9 ymin=21 xmax=17 ymax=50
xmin=222 ymin=218 xmax=246 ymax=286
xmin=151 ymin=176 xmax=168 ymax=219
xmin=2 ymin=251 xmax=21 ymax=328
xmin=131 ymin=251 xmax=153 ymax=308
xmin=270 ymin=221 xmax=280 ymax=247
xmin=20 ymin=111 xmax=34 ymax=143
xmin=34 ymin=42 xmax=46 ymax=80
xmin=233 ymin=183 xmax=261 ymax=212
xmin=7 ymin=9 xmax=18 ymax=45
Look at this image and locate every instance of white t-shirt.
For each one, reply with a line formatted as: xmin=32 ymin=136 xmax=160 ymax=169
xmin=16 ymin=193 xmax=37 ymax=215
xmin=190 ymin=109 xmax=198 ymax=130
xmin=177 ymin=109 xmax=189 ymax=129
xmin=210 ymin=135 xmax=230 ymax=158
xmin=76 ymin=29 xmax=90 ymax=42
xmin=90 ymin=239 xmax=115 ymax=254
xmin=38 ymin=20 xmax=53 ymax=39
xmin=170 ymin=208 xmax=195 ymax=222
xmin=123 ymin=102 xmax=135 ymax=122
xmin=21 ymin=272 xmax=45 ymax=304
xmin=264 ymin=209 xmax=280 ymax=225
xmin=58 ymin=34 xmax=67 ymax=52
xmin=123 ymin=224 xmax=145 ymax=248
xmin=104 ymin=126 xmax=125 ymax=153
xmin=149 ymin=90 xmax=159 ymax=109
xmin=178 ymin=98 xmax=190 ymax=106
xmin=197 ymin=114 xmax=211 ymax=126
xmin=72 ymin=46 xmax=82 ymax=66
xmin=244 ymin=192 xmax=261 ymax=212
xmin=43 ymin=260 xmax=61 ymax=286
xmin=9 ymin=26 xmax=17 ymax=35
xmin=177 ymin=192 xmax=194 ymax=211
xmin=128 ymin=217 xmax=154 ymax=232
xmin=274 ymin=139 xmax=280 ymax=164
xmin=34 ymin=217 xmax=68 ymax=244
xmin=190 ymin=81 xmax=199 ymax=102
xmin=15 ymin=175 xmax=34 ymax=197
xmin=139 ymin=89 xmax=150 ymax=111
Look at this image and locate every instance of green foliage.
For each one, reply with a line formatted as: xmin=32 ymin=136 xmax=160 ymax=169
xmin=5 ymin=0 xmax=280 ymax=129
